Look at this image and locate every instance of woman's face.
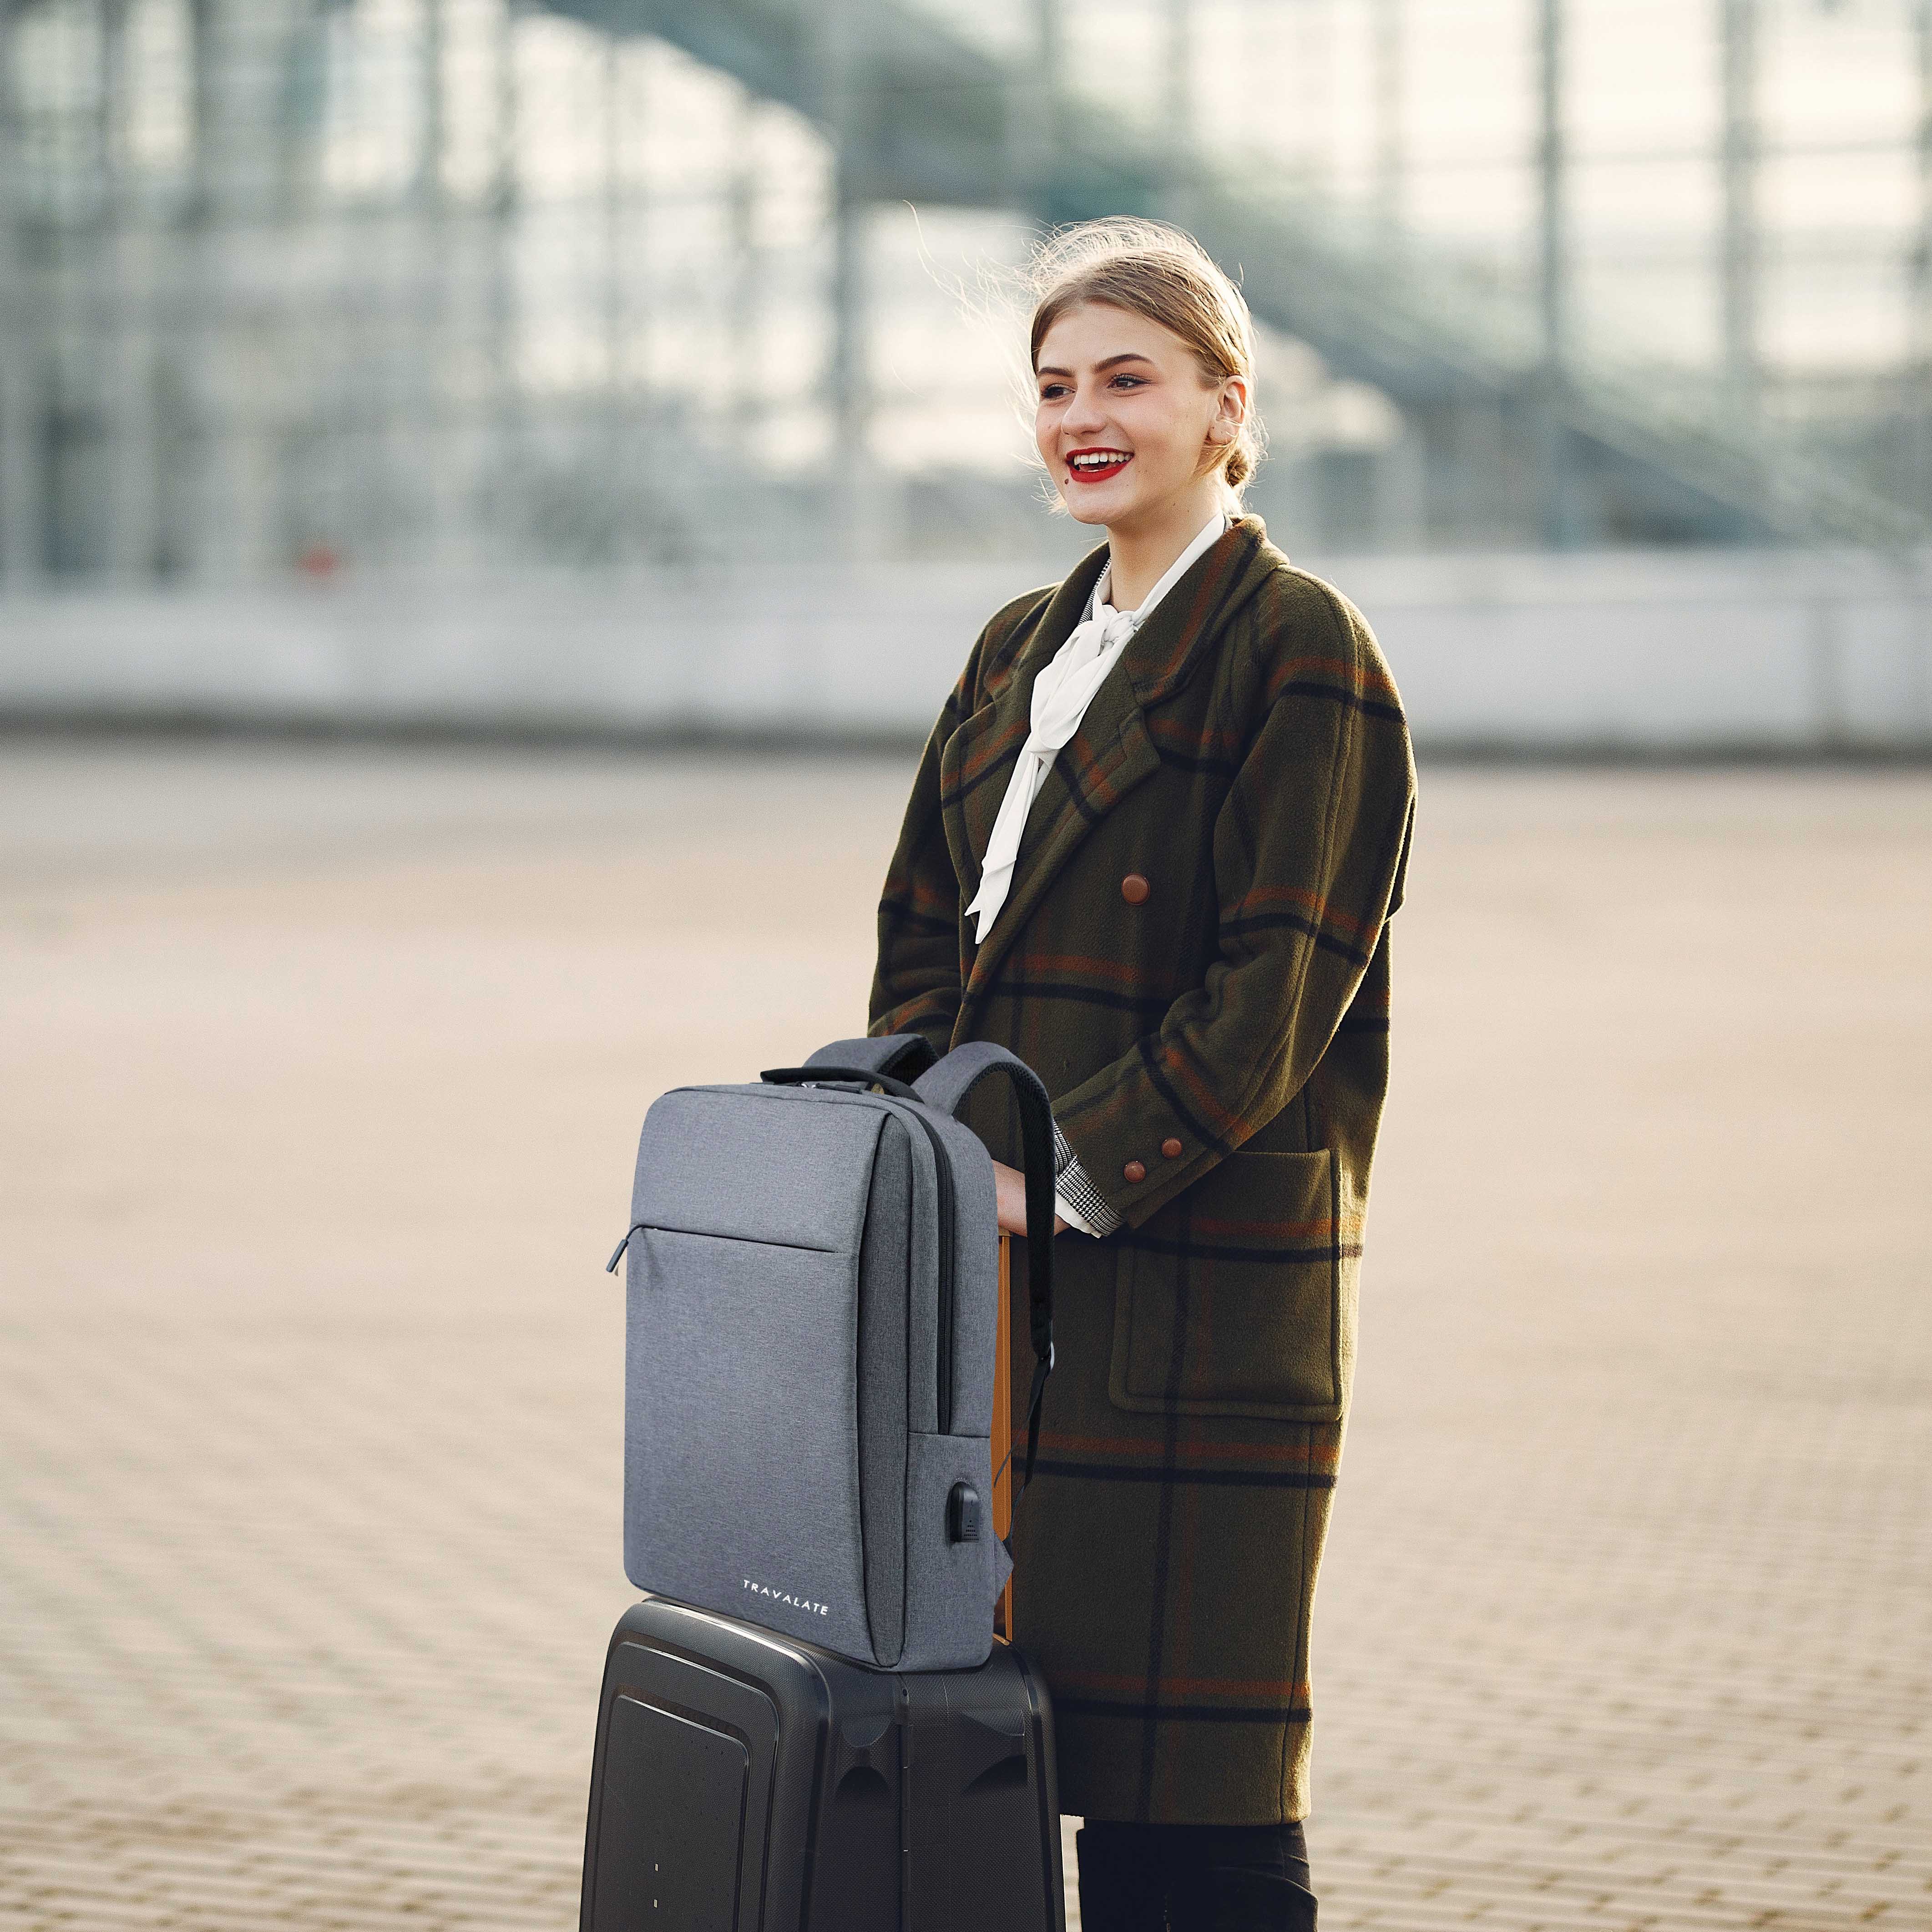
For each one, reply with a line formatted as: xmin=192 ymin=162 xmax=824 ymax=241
xmin=1033 ymin=301 xmax=1245 ymax=532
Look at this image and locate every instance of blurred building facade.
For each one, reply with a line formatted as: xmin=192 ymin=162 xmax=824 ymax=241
xmin=1 ymin=1 xmax=1929 ymax=749
xmin=4 ymin=0 xmax=1930 ymax=584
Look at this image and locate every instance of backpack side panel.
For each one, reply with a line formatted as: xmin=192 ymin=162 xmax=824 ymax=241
xmin=927 ymin=1107 xmax=1001 ymax=1437
xmin=856 ymin=1116 xmax=912 ymax=1670
xmin=878 ymin=1101 xmax=1006 ymax=1674
xmin=898 ymin=1426 xmax=1002 ymax=1672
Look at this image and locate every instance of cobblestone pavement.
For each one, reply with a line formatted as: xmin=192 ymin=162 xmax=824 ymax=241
xmin=2 ymin=740 xmax=1927 ymax=1932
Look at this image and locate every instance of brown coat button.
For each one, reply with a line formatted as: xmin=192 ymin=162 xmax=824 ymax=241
xmin=1123 ymin=1159 xmax=1146 ymax=1184
xmin=1161 ymin=1137 xmax=1183 ymax=1159
xmin=1120 ymin=872 xmax=1150 ymax=905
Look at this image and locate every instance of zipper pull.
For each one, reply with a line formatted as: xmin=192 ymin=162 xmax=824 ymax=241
xmin=606 ymin=1229 xmax=634 ymax=1274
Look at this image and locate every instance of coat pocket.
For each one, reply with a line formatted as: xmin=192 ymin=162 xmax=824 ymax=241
xmin=1107 ymin=1149 xmax=1355 ymax=1423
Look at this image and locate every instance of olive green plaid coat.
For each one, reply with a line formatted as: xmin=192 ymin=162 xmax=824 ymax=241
xmin=867 ymin=513 xmax=1415 ymax=1826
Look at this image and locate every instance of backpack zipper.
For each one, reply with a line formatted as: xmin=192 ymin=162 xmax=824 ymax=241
xmin=923 ymin=1116 xmax=958 ymax=1435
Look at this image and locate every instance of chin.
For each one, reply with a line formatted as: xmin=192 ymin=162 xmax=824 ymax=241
xmin=1059 ymin=497 xmax=1114 ymax=527
xmin=1059 ymin=482 xmax=1154 ymax=529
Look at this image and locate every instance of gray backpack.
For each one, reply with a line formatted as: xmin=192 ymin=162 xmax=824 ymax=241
xmin=605 ymin=1034 xmax=1057 ymax=1673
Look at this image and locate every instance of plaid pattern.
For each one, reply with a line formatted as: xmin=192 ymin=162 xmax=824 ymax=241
xmin=868 ymin=515 xmax=1415 ymax=1825
xmin=1054 ymin=1118 xmax=1123 ymax=1237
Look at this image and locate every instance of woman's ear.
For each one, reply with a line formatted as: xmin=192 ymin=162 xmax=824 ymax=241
xmin=1207 ymin=373 xmax=1249 ymax=446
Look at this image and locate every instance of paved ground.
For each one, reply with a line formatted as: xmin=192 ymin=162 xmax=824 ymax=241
xmin=2 ymin=739 xmax=1928 ymax=1931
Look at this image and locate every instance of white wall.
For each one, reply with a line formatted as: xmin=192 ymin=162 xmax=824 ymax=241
xmin=3 ymin=549 xmax=1928 ymax=751
xmin=1343 ymin=550 xmax=1932 ymax=752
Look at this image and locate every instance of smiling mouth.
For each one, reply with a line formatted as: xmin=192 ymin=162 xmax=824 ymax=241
xmin=1066 ymin=449 xmax=1132 ymax=483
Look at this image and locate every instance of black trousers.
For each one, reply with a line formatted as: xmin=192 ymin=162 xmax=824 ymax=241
xmin=1075 ymin=1820 xmax=1316 ymax=1931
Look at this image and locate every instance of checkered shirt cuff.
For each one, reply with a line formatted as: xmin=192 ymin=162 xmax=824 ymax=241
xmin=1052 ymin=1116 xmax=1123 ymax=1238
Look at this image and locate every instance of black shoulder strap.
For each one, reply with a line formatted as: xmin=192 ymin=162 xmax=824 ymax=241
xmin=805 ymin=1034 xmax=939 ymax=1082
xmin=912 ymin=1042 xmax=1057 ymax=1492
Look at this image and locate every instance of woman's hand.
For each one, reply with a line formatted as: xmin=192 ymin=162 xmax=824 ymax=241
xmin=992 ymin=1159 xmax=1069 ymax=1237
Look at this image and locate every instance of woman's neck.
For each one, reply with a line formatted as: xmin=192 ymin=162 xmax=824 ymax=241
xmin=1102 ymin=483 xmax=1229 ymax=611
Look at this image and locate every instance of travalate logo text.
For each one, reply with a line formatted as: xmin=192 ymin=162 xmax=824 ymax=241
xmin=742 ymin=1577 xmax=830 ymax=1617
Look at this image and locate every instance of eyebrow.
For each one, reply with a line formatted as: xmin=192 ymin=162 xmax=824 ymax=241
xmin=1036 ymin=352 xmax=1157 ymax=379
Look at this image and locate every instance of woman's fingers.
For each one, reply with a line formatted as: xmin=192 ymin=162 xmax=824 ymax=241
xmin=991 ymin=1158 xmax=1069 ymax=1236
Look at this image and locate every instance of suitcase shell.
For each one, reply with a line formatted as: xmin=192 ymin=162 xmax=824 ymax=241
xmin=577 ymin=1594 xmax=1066 ymax=1932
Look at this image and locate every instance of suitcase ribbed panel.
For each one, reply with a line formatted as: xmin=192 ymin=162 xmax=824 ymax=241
xmin=577 ymin=1597 xmax=1065 ymax=1932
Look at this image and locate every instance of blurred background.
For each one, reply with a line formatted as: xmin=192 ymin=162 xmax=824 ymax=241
xmin=3 ymin=6 xmax=1930 ymax=1932
xmin=1 ymin=0 xmax=1929 ymax=744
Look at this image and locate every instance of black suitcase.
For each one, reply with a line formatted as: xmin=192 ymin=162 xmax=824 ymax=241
xmin=577 ymin=1593 xmax=1066 ymax=1932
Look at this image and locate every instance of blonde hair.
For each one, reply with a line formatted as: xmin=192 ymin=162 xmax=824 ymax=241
xmin=1027 ymin=218 xmax=1264 ymax=498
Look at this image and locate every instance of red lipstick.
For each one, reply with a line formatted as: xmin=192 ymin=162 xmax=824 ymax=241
xmin=1065 ymin=447 xmax=1132 ymax=484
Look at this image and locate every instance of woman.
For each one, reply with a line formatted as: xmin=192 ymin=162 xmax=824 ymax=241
xmin=867 ymin=219 xmax=1415 ymax=1931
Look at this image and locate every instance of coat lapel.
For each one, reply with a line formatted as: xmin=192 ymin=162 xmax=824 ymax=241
xmin=951 ymin=515 xmax=1280 ymax=1019
xmin=938 ymin=547 xmax=1107 ymax=907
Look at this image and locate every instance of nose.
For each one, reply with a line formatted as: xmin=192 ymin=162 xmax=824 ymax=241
xmin=1062 ymin=381 xmax=1108 ymax=439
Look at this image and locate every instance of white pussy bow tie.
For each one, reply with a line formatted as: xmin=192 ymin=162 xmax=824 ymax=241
xmin=961 ymin=598 xmax=1141 ymax=943
xmin=962 ymin=511 xmax=1228 ymax=943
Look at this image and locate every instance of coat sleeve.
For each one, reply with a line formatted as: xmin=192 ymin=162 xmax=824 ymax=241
xmin=1050 ymin=587 xmax=1416 ymax=1231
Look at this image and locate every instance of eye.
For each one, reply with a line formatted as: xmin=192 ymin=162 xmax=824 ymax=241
xmin=1108 ymin=373 xmax=1145 ymax=391
xmin=1038 ymin=381 xmax=1068 ymax=401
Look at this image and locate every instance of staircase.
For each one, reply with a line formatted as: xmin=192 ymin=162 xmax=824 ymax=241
xmin=555 ymin=0 xmax=1924 ymax=550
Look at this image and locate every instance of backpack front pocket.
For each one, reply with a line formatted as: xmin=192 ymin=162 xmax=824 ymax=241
xmin=623 ymin=1222 xmax=876 ymax=1663
xmin=1107 ymin=1149 xmax=1355 ymax=1423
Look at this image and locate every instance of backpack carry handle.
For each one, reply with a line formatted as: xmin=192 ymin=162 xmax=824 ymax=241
xmin=759 ymin=1065 xmax=922 ymax=1100
xmin=802 ymin=1034 xmax=939 ymax=1082
xmin=911 ymin=1042 xmax=1058 ymax=1493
